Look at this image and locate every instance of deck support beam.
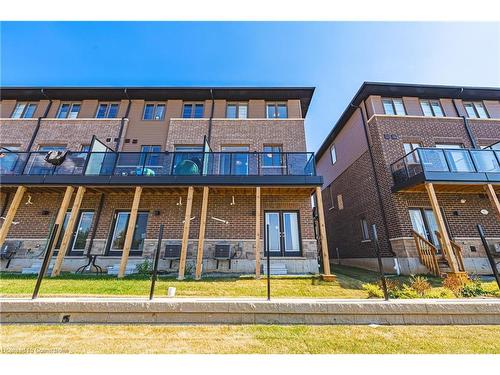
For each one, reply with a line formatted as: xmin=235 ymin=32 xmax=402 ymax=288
xmin=47 ymin=186 xmax=75 ymax=261
xmin=315 ymin=186 xmax=332 ymax=277
xmin=195 ymin=187 xmax=209 ymax=280
xmin=118 ymin=186 xmax=143 ymax=278
xmin=255 ymin=187 xmax=262 ymax=278
xmin=52 ymin=186 xmax=86 ymax=276
xmin=178 ymin=186 xmax=194 ymax=280
xmin=0 ymin=186 xmax=27 ymax=248
xmin=484 ymin=184 xmax=500 ymax=221
xmin=424 ymin=182 xmax=460 ymax=274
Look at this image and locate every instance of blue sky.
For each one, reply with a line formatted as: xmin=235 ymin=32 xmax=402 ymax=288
xmin=1 ymin=22 xmax=499 ymax=151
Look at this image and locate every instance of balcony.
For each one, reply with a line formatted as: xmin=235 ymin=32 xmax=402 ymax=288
xmin=391 ymin=147 xmax=500 ymax=192
xmin=0 ymin=150 xmax=321 ymax=187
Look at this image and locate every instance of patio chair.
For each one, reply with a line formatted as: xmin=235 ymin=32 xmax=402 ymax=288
xmin=1 ymin=241 xmax=20 ymax=269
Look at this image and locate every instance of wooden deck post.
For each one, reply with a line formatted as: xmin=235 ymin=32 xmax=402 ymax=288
xmin=315 ymin=186 xmax=332 ymax=277
xmin=424 ymin=182 xmax=460 ymax=273
xmin=178 ymin=186 xmax=194 ymax=280
xmin=51 ymin=186 xmax=86 ymax=276
xmin=195 ymin=186 xmax=209 ymax=280
xmin=255 ymin=187 xmax=262 ymax=278
xmin=118 ymin=186 xmax=143 ymax=278
xmin=0 ymin=186 xmax=26 ymax=248
xmin=484 ymin=184 xmax=500 ymax=221
xmin=46 ymin=186 xmax=75 ymax=260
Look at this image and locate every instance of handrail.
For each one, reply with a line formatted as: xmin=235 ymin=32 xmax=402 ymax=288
xmin=435 ymin=231 xmax=466 ymax=272
xmin=412 ymin=230 xmax=441 ymax=276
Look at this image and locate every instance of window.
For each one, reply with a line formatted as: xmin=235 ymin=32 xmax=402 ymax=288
xmin=108 ymin=211 xmax=149 ymax=255
xmin=420 ymin=100 xmax=444 ymax=117
xmin=182 ymin=103 xmax=204 ymax=118
xmin=143 ymin=103 xmax=165 ymax=120
xmin=226 ymin=103 xmax=248 ymax=119
xmin=382 ymin=98 xmax=406 ymax=115
xmin=81 ymin=145 xmax=91 ymax=152
xmin=464 ymin=102 xmax=489 ymax=119
xmin=11 ymin=102 xmax=37 ymax=119
xmin=403 ymin=142 xmax=422 ymax=164
xmin=337 ymin=194 xmax=344 ymax=210
xmin=409 ymin=208 xmax=441 ymax=251
xmin=220 ymin=146 xmax=250 ymax=175
xmin=96 ymin=103 xmax=119 ymax=118
xmin=330 ymin=144 xmax=337 ymax=165
xmin=54 ymin=210 xmax=94 ymax=255
xmin=435 ymin=143 xmax=463 ymax=149
xmin=57 ymin=103 xmax=80 ymax=119
xmin=266 ymin=103 xmax=288 ymax=119
xmin=360 ymin=218 xmax=370 ymax=241
xmin=264 ymin=211 xmax=301 ymax=256
xmin=262 ymin=145 xmax=284 ymax=174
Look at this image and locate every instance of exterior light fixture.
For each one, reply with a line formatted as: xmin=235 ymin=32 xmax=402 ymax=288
xmin=480 ymin=209 xmax=489 ymax=215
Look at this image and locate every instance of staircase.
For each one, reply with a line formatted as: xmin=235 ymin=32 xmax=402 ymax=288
xmin=412 ymin=230 xmax=466 ymax=277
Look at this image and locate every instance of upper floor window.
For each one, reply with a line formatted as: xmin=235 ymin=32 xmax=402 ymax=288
xmin=11 ymin=102 xmax=37 ymax=119
xmin=435 ymin=143 xmax=463 ymax=149
xmin=226 ymin=103 xmax=248 ymax=119
xmin=420 ymin=100 xmax=444 ymax=117
xmin=382 ymin=98 xmax=406 ymax=116
xmin=403 ymin=142 xmax=422 ymax=164
xmin=266 ymin=103 xmax=288 ymax=119
xmin=57 ymin=103 xmax=80 ymax=119
xmin=183 ymin=103 xmax=204 ymax=118
xmin=141 ymin=145 xmax=161 ymax=153
xmin=330 ymin=144 xmax=337 ymax=165
xmin=143 ymin=103 xmax=166 ymax=120
xmin=360 ymin=218 xmax=370 ymax=241
xmin=263 ymin=145 xmax=284 ymax=168
xmin=464 ymin=101 xmax=489 ymax=119
xmin=96 ymin=103 xmax=119 ymax=118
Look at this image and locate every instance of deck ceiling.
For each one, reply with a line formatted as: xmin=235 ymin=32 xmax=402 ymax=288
xmin=0 ymin=185 xmax=316 ymax=196
xmin=397 ymin=182 xmax=500 ymax=194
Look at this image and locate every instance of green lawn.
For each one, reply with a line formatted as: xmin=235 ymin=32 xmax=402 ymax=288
xmin=0 ymin=264 xmax=498 ymax=298
xmin=1 ymin=324 xmax=499 ymax=354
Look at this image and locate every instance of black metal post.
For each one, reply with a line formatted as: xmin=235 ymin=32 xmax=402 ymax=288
xmin=371 ymin=224 xmax=389 ymax=301
xmin=266 ymin=223 xmax=271 ymax=301
xmin=32 ymin=224 xmax=59 ymax=300
xmin=149 ymin=224 xmax=164 ymax=300
xmin=477 ymin=224 xmax=500 ymax=289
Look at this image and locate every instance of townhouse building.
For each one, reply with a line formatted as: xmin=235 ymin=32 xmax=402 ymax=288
xmin=316 ymin=82 xmax=500 ymax=276
xmin=0 ymin=87 xmax=331 ymax=279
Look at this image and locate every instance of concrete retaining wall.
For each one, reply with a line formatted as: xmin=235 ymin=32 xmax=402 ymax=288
xmin=1 ymin=298 xmax=499 ymax=325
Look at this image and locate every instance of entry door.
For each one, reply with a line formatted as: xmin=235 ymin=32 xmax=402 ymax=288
xmin=264 ymin=211 xmax=301 ymax=256
xmin=54 ymin=210 xmax=94 ymax=255
xmin=409 ymin=208 xmax=441 ymax=252
xmin=108 ymin=211 xmax=148 ymax=256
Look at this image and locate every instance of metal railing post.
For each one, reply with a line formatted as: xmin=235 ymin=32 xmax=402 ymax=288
xmin=32 ymin=224 xmax=59 ymax=299
xmin=370 ymin=224 xmax=389 ymax=301
xmin=477 ymin=224 xmax=500 ymax=289
xmin=149 ymin=224 xmax=164 ymax=300
xmin=266 ymin=223 xmax=271 ymax=301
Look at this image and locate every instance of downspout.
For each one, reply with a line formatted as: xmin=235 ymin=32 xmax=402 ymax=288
xmin=454 ymin=87 xmax=479 ymax=149
xmin=26 ymin=89 xmax=52 ymax=152
xmin=355 ymin=101 xmax=396 ymax=257
xmin=207 ymin=89 xmax=215 ymax=143
xmin=115 ymin=88 xmax=131 ymax=151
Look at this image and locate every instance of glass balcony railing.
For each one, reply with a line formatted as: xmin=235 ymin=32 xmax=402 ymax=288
xmin=0 ymin=151 xmax=317 ymax=178
xmin=391 ymin=147 xmax=500 ymax=186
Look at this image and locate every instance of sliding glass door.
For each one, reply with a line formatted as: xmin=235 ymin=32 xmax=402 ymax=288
xmin=107 ymin=211 xmax=148 ymax=256
xmin=54 ymin=210 xmax=94 ymax=255
xmin=409 ymin=208 xmax=441 ymax=252
xmin=264 ymin=211 xmax=301 ymax=256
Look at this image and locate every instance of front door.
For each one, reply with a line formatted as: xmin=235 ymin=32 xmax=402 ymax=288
xmin=108 ymin=211 xmax=148 ymax=256
xmin=409 ymin=208 xmax=441 ymax=252
xmin=264 ymin=211 xmax=301 ymax=256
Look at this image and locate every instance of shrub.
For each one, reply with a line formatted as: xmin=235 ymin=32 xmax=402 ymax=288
xmin=392 ymin=285 xmax=419 ymax=299
xmin=424 ymin=288 xmax=455 ymax=299
xmin=483 ymin=282 xmax=500 ymax=297
xmin=461 ymin=278 xmax=486 ymax=298
xmin=362 ymin=283 xmax=384 ymax=298
xmin=442 ymin=275 xmax=464 ymax=297
xmin=136 ymin=259 xmax=153 ymax=276
xmin=409 ymin=275 xmax=432 ymax=297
